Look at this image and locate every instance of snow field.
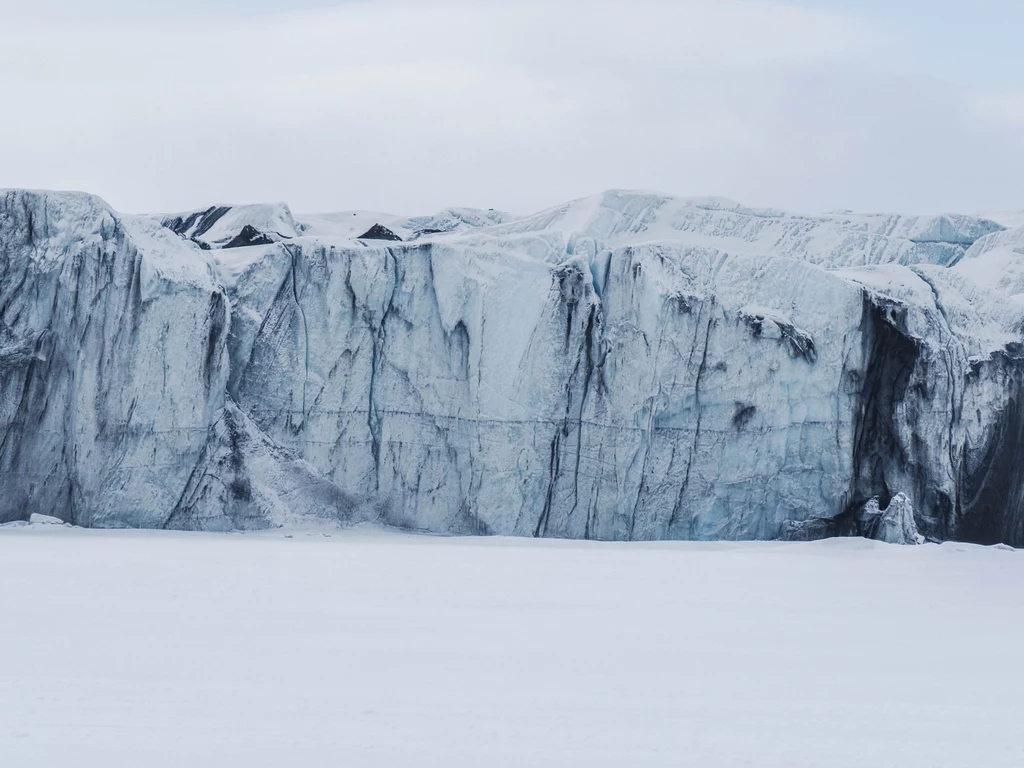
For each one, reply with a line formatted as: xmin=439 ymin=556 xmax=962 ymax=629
xmin=2 ymin=526 xmax=1023 ymax=767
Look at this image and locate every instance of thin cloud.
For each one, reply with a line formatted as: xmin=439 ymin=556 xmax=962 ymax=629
xmin=0 ymin=0 xmax=1021 ymax=215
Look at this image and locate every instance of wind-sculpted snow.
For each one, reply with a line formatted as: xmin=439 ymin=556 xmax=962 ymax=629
xmin=299 ymin=206 xmax=514 ymax=242
xmin=3 ymin=188 xmax=1024 ymax=544
xmin=953 ymin=216 xmax=1024 ymax=301
xmin=476 ymin=191 xmax=1003 ymax=268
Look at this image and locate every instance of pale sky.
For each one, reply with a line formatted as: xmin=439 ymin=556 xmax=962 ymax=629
xmin=3 ymin=0 xmax=1022 ymax=216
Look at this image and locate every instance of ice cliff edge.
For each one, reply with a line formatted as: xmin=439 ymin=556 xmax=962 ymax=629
xmin=2 ymin=187 xmax=1023 ymax=545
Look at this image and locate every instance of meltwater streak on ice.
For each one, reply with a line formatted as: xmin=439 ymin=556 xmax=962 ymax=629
xmin=1 ymin=188 xmax=1023 ymax=544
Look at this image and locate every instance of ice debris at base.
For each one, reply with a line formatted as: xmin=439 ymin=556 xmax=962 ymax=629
xmin=2 ymin=188 xmax=1024 ymax=545
xmin=784 ymin=492 xmax=925 ymax=545
xmin=1 ymin=512 xmax=76 ymax=528
xmin=28 ymin=513 xmax=67 ymax=525
xmin=863 ymin=493 xmax=925 ymax=546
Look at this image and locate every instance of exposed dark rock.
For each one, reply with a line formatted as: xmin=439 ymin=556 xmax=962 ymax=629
xmin=358 ymin=224 xmax=403 ymax=241
xmin=223 ymin=224 xmax=275 ymax=249
xmin=164 ymin=205 xmax=231 ymax=239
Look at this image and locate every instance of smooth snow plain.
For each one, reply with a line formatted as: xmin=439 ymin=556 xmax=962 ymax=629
xmin=2 ymin=524 xmax=1023 ymax=767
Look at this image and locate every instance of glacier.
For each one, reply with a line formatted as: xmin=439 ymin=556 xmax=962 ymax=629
xmin=2 ymin=187 xmax=1024 ymax=544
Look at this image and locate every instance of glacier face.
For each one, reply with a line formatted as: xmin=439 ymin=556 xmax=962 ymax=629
xmin=3 ymin=188 xmax=1024 ymax=545
xmin=0 ymin=191 xmax=228 ymax=529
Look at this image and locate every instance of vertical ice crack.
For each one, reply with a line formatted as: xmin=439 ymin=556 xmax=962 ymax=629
xmin=910 ymin=268 xmax=968 ymax=488
xmin=566 ymin=303 xmax=597 ymax=534
xmin=535 ymin=301 xmax=599 ymax=538
xmin=287 ymin=246 xmax=310 ymax=427
xmin=368 ymin=248 xmax=401 ymax=493
xmin=668 ymin=299 xmax=715 ymax=534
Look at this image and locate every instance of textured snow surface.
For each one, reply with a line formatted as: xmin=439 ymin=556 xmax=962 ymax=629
xmin=3 ymin=187 xmax=1024 ymax=543
xmin=2 ymin=525 xmax=1023 ymax=768
xmin=955 ymin=219 xmax=1024 ymax=302
xmin=300 ymin=206 xmax=514 ymax=242
xmin=470 ymin=191 xmax=1003 ymax=267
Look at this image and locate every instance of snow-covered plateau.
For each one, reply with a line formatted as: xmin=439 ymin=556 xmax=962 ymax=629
xmin=2 ymin=523 xmax=1023 ymax=767
xmin=3 ymin=188 xmax=1024 ymax=544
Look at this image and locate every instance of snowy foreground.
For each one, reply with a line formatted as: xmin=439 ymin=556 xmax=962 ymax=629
xmin=3 ymin=524 xmax=1023 ymax=767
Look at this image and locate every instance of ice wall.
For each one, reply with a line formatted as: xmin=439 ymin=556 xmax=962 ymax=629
xmin=3 ymin=188 xmax=1023 ymax=544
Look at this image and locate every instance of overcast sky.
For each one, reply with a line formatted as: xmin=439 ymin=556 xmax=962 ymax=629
xmin=2 ymin=0 xmax=1023 ymax=216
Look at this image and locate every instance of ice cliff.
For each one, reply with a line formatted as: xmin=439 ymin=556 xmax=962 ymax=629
xmin=3 ymin=188 xmax=1024 ymax=545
